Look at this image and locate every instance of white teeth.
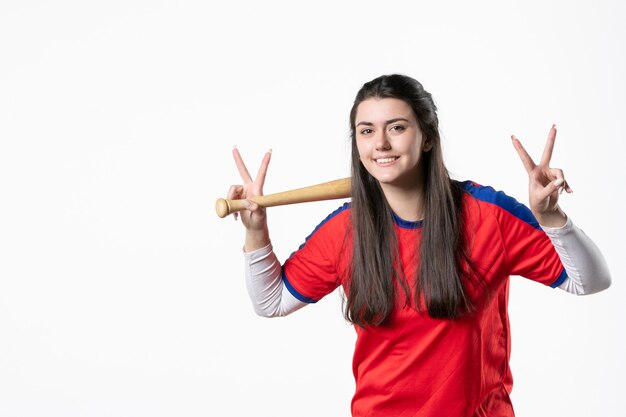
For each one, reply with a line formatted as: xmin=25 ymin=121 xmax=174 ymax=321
xmin=376 ymin=157 xmax=397 ymax=163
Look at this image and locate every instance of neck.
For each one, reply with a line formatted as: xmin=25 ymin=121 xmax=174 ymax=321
xmin=380 ymin=179 xmax=425 ymax=222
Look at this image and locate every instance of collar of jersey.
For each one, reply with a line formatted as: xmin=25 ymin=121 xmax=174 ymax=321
xmin=392 ymin=212 xmax=423 ymax=229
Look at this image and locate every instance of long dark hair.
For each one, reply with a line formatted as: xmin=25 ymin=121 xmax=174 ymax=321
xmin=345 ymin=74 xmax=480 ymax=327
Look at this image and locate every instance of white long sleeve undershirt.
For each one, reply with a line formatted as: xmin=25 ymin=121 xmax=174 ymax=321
xmin=541 ymin=217 xmax=611 ymax=295
xmin=244 ymin=244 xmax=307 ymax=317
xmin=244 ymin=217 xmax=611 ymax=318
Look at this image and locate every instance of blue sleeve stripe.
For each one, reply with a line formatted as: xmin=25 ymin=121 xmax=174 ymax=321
xmin=282 ymin=271 xmax=317 ymax=303
xmin=461 ymin=181 xmax=541 ymax=230
xmin=296 ymin=202 xmax=351 ymax=251
xmin=286 ymin=203 xmax=351 ymax=260
xmin=550 ymin=268 xmax=569 ymax=288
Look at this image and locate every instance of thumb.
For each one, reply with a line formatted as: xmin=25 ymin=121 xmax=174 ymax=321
xmin=537 ymin=178 xmax=564 ymax=201
xmin=242 ymin=200 xmax=262 ymax=213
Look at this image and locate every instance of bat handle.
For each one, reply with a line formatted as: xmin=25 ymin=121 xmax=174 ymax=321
xmin=215 ymin=177 xmax=351 ymax=218
xmin=215 ymin=197 xmax=262 ymax=218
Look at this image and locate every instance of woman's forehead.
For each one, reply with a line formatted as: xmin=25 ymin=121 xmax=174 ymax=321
xmin=355 ymin=98 xmax=415 ymax=123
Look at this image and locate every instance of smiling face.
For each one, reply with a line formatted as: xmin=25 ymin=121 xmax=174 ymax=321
xmin=354 ymin=97 xmax=431 ymax=189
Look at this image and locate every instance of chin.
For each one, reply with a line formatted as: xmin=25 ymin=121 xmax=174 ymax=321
xmin=374 ymin=176 xmax=402 ymax=186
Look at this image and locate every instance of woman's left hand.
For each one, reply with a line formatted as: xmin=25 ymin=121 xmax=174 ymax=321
xmin=511 ymin=124 xmax=571 ymax=227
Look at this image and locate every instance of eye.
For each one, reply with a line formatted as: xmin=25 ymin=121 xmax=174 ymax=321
xmin=360 ymin=128 xmax=373 ymax=135
xmin=390 ymin=124 xmax=406 ymax=132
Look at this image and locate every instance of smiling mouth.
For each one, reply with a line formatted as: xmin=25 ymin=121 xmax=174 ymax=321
xmin=375 ymin=157 xmax=399 ymax=164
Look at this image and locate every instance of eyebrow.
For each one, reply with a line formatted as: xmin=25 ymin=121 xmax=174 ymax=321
xmin=356 ymin=117 xmax=410 ymax=127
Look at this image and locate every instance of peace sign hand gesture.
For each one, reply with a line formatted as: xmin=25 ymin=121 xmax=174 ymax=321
xmin=227 ymin=147 xmax=272 ymax=234
xmin=511 ymin=125 xmax=571 ymax=228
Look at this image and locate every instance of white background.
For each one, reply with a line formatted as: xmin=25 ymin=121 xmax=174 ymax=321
xmin=1 ymin=1 xmax=624 ymax=416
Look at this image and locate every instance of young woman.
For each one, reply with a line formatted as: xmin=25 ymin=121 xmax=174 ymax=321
xmin=227 ymin=74 xmax=611 ymax=416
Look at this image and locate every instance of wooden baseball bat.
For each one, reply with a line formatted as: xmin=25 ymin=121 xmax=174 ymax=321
xmin=215 ymin=177 xmax=351 ymax=218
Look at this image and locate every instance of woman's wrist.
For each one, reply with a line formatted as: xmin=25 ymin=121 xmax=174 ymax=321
xmin=534 ymin=206 xmax=567 ymax=228
xmin=245 ymin=226 xmax=270 ymax=252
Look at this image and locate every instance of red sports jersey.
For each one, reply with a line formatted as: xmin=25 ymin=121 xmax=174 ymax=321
xmin=282 ymin=181 xmax=567 ymax=417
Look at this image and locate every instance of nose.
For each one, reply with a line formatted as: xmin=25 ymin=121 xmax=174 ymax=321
xmin=375 ymin=131 xmax=391 ymax=151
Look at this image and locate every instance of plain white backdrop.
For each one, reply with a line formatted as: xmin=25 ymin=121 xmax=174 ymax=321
xmin=1 ymin=1 xmax=624 ymax=416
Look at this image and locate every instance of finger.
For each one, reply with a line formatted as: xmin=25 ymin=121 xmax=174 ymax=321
xmin=549 ymin=168 xmax=564 ymax=182
xmin=227 ymin=185 xmax=244 ymax=221
xmin=548 ymin=168 xmax=570 ymax=194
xmin=241 ymin=200 xmax=266 ymax=220
xmin=511 ymin=135 xmax=536 ymax=173
xmin=243 ymin=200 xmax=258 ymax=211
xmin=255 ymin=149 xmax=272 ymax=187
xmin=227 ymin=185 xmax=244 ymax=201
xmin=540 ymin=124 xmax=557 ymax=166
xmin=537 ymin=177 xmax=564 ymax=201
xmin=564 ymin=179 xmax=573 ymax=193
xmin=232 ymin=146 xmax=253 ymax=183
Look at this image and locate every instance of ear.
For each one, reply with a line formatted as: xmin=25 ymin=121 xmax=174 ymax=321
xmin=423 ymin=141 xmax=432 ymax=152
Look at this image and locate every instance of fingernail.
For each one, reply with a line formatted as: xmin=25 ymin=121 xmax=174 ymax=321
xmin=268 ymin=148 xmax=273 ymax=154
xmin=552 ymin=123 xmax=556 ymax=129
xmin=233 ymin=145 xmax=237 ymax=149
xmin=242 ymin=200 xmax=251 ymax=208
xmin=554 ymin=178 xmax=564 ymax=187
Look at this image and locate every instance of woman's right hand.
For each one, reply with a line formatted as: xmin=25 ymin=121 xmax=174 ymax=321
xmin=227 ymin=146 xmax=272 ymax=233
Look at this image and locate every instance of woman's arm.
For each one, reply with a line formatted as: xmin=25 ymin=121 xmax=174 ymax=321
xmin=228 ymin=146 xmax=271 ymax=251
xmin=542 ymin=218 xmax=611 ymax=295
xmin=228 ymin=147 xmax=308 ymax=316
xmin=512 ymin=125 xmax=611 ymax=294
xmin=244 ymin=243 xmax=307 ymax=317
